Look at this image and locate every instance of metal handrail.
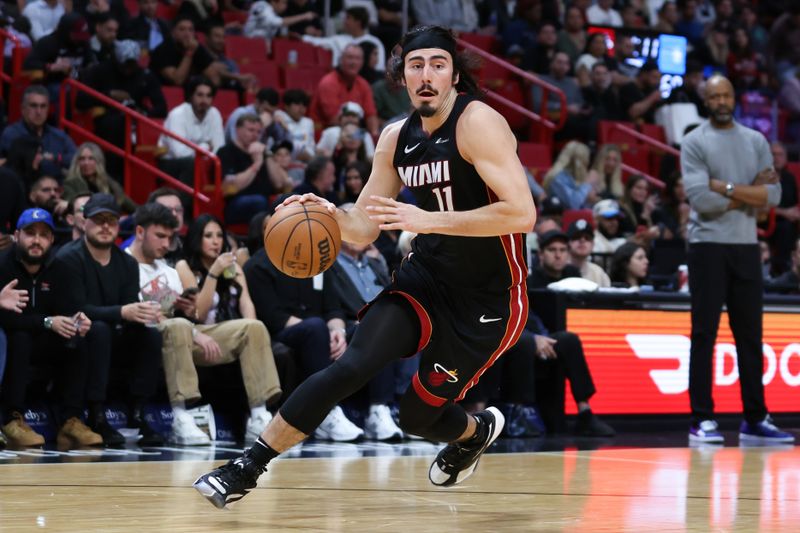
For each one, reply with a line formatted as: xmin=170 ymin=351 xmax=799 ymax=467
xmin=621 ymin=163 xmax=665 ymax=189
xmin=456 ymin=38 xmax=568 ymax=135
xmin=0 ymin=28 xmax=25 ymax=105
xmin=59 ymin=79 xmax=223 ymax=218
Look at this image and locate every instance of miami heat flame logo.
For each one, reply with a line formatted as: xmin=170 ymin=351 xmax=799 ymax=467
xmin=428 ymin=363 xmax=459 ymax=387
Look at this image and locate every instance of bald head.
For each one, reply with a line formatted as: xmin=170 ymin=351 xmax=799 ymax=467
xmin=705 ymin=75 xmax=735 ymax=128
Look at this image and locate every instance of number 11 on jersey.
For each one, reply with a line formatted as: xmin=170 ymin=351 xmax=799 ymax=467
xmin=432 ymin=185 xmax=453 ymax=211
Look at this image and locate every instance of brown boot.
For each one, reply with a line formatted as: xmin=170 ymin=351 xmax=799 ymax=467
xmin=57 ymin=417 xmax=103 ymax=449
xmin=1 ymin=412 xmax=45 ymax=447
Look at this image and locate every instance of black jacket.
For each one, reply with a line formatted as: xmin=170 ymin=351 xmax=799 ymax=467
xmin=124 ymin=14 xmax=170 ymax=51
xmin=0 ymin=245 xmax=64 ymax=332
xmin=243 ymin=248 xmax=344 ymax=336
xmin=327 ymin=255 xmax=390 ymax=322
xmin=54 ymin=238 xmax=140 ymax=322
xmin=77 ymin=60 xmax=167 ymax=118
xmin=23 ymin=13 xmax=88 ymax=84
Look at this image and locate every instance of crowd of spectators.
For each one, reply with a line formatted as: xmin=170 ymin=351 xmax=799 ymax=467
xmin=1 ymin=0 xmax=800 ymax=450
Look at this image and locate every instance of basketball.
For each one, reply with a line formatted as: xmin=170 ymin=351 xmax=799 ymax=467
xmin=263 ymin=203 xmax=341 ymax=278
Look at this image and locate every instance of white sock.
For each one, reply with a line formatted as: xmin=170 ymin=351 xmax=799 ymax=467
xmin=172 ymin=402 xmax=187 ymax=418
xmin=250 ymin=405 xmax=269 ymax=420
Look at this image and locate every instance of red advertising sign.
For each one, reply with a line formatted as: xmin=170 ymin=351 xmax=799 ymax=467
xmin=565 ymin=309 xmax=800 ymax=414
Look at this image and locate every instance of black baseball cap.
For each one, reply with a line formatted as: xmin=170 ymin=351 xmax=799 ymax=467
xmin=567 ymin=219 xmax=594 ymax=240
xmin=83 ymin=193 xmax=120 ymax=218
xmin=539 ymin=229 xmax=569 ymax=249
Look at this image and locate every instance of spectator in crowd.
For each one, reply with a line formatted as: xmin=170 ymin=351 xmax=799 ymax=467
xmin=64 ymin=192 xmax=91 ymax=242
xmin=326 ymin=222 xmax=404 ymax=440
xmin=275 ymin=89 xmax=316 ymax=163
xmin=23 ymin=13 xmax=90 ymax=93
xmin=768 ymin=142 xmax=799 ymax=274
xmin=612 ymin=34 xmax=638 ymax=81
xmin=653 ymin=1 xmax=678 ymax=33
xmin=62 ymin=142 xmax=138 ymax=215
xmin=410 ymin=0 xmax=478 ymax=33
xmin=303 ymin=7 xmax=386 ymax=72
xmin=149 ymin=15 xmax=220 ymax=87
xmin=22 ymin=0 xmax=65 ymax=41
xmin=244 ymin=0 xmax=316 ymax=41
xmin=527 ymin=229 xmax=615 ymax=436
xmin=740 ymin=4 xmax=768 ymax=56
xmin=373 ymin=0 xmax=402 ymax=52
xmin=567 ymin=219 xmax=610 ymax=287
xmin=332 ymin=123 xmax=370 ymax=183
xmin=56 ymin=193 xmax=164 ymax=446
xmin=525 ymin=22 xmax=557 ymax=75
xmin=204 ymin=22 xmax=258 ymax=93
xmin=358 ymin=41 xmax=383 ymax=85
xmin=652 ymin=172 xmax=690 ymax=241
xmin=243 ymin=235 xmax=364 ymax=442
xmin=543 ymin=141 xmax=596 ymax=210
xmin=272 ymin=139 xmax=305 ymax=186
xmin=588 ymin=144 xmax=623 ymax=200
xmin=85 ymin=12 xmax=119 ymax=67
xmin=575 ymin=33 xmax=615 ymax=89
xmin=316 ymin=102 xmax=376 ymax=160
xmin=0 ymin=208 xmax=99 ymax=448
xmin=532 ymin=52 xmax=588 ymax=141
xmin=556 ymin=5 xmax=586 ymax=67
xmin=609 ymin=242 xmax=649 ymax=288
xmin=727 ymin=26 xmax=767 ymax=94
xmin=668 ymin=59 xmax=707 ymax=117
xmin=0 ymin=85 xmax=76 ymax=178
xmin=695 ymin=20 xmax=730 ymax=73
xmin=125 ymin=0 xmax=170 ymax=52
xmin=675 ymin=0 xmax=705 ymax=49
xmin=371 ymin=57 xmax=411 ymax=124
xmin=592 ymin=199 xmax=628 ymax=254
xmin=620 ymin=175 xmax=659 ymax=241
xmin=500 ymin=0 xmax=540 ymax=68
xmin=78 ymin=39 xmax=167 ymax=176
xmin=26 ymin=175 xmax=60 ymax=213
xmin=217 ymin=113 xmax=290 ymax=224
xmin=586 ymin=0 xmax=622 ymax=27
xmin=292 ymin=155 xmax=338 ymax=204
xmin=283 ymin=0 xmax=324 ymax=36
xmin=309 ymin=43 xmax=379 ymax=138
xmin=158 ymin=76 xmax=225 ymax=185
xmin=225 ymin=87 xmax=291 ymax=149
xmin=766 ymin=237 xmax=800 ymax=294
xmin=128 ymin=205 xmax=281 ymax=444
xmin=760 ymin=239 xmax=773 ymax=282
xmin=619 ymin=61 xmax=665 ymax=123
xmin=341 ymin=160 xmax=369 ymax=205
xmin=582 ymin=63 xmax=623 ymax=135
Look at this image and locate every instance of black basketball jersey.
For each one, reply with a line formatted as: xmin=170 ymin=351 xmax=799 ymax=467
xmin=392 ymin=94 xmax=527 ymax=293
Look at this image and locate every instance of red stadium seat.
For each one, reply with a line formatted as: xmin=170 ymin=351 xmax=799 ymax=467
xmin=162 ymin=86 xmax=184 ymax=111
xmin=282 ymin=65 xmax=328 ymax=94
xmin=598 ymin=120 xmax=638 ymax=150
xmin=225 ymin=36 xmax=268 ymax=68
xmin=213 ymin=89 xmax=241 ymax=122
xmin=222 ymin=11 xmax=248 ymax=26
xmin=491 ymin=81 xmax=528 ymax=135
xmin=240 ymin=60 xmax=281 ymax=89
xmin=272 ymin=38 xmax=319 ymax=66
xmin=621 ymin=148 xmax=651 ymax=181
xmin=517 ymin=142 xmax=552 ymax=181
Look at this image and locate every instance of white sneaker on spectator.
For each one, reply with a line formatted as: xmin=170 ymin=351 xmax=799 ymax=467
xmin=170 ymin=410 xmax=211 ymax=446
xmin=314 ymin=406 xmax=364 ymax=442
xmin=364 ymin=404 xmax=403 ymax=441
xmin=244 ymin=410 xmax=273 ymax=442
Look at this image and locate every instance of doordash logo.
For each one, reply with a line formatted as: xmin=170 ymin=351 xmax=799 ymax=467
xmin=626 ymin=334 xmax=800 ymax=393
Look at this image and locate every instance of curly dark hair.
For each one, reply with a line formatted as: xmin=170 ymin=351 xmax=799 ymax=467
xmin=387 ymin=25 xmax=481 ymax=96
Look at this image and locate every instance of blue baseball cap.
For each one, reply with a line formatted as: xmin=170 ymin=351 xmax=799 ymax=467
xmin=16 ymin=208 xmax=55 ymax=231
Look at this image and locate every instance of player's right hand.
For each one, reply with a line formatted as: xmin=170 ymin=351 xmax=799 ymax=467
xmin=277 ymin=193 xmax=336 ymax=214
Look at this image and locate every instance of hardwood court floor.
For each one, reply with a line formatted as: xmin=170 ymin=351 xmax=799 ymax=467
xmin=1 ymin=444 xmax=799 ymax=532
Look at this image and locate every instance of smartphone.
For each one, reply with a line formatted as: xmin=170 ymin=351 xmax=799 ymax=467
xmin=181 ymin=287 xmax=199 ymax=298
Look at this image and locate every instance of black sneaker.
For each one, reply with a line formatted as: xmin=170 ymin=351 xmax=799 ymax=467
xmin=575 ymin=410 xmax=615 ymax=437
xmin=128 ymin=407 xmax=164 ymax=447
xmin=428 ymin=407 xmax=505 ymax=487
xmin=90 ymin=419 xmax=125 ymax=447
xmin=193 ymin=452 xmax=267 ymax=509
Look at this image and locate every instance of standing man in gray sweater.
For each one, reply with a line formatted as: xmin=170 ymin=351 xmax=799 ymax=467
xmin=682 ymin=76 xmax=794 ymax=445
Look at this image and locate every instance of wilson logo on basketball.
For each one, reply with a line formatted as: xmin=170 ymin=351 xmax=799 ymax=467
xmin=317 ymin=238 xmax=332 ymax=273
xmin=428 ymin=363 xmax=458 ymax=386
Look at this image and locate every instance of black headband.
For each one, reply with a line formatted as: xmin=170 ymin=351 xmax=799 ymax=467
xmin=401 ymin=32 xmax=456 ymax=61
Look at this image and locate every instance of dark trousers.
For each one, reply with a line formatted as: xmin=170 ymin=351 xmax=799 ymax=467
xmin=1 ymin=330 xmax=91 ymax=423
xmin=84 ymin=321 xmax=162 ymax=406
xmin=277 ymin=317 xmax=395 ymax=405
xmin=688 ymin=243 xmax=766 ymax=424
xmin=542 ymin=331 xmax=597 ymax=404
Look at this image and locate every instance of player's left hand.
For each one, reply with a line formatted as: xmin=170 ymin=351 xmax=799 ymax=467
xmin=366 ymin=196 xmax=429 ymax=232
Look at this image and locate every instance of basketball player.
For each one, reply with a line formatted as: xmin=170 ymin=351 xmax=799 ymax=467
xmin=194 ymin=25 xmax=536 ymax=508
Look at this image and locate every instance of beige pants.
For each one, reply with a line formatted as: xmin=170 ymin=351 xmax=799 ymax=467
xmin=159 ymin=318 xmax=281 ymax=407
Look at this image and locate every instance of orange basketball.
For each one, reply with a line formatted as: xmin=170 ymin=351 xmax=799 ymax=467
xmin=263 ymin=203 xmax=341 ymax=278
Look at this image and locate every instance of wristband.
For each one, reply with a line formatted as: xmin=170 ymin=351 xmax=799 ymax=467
xmin=207 ymin=272 xmax=219 ymax=280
